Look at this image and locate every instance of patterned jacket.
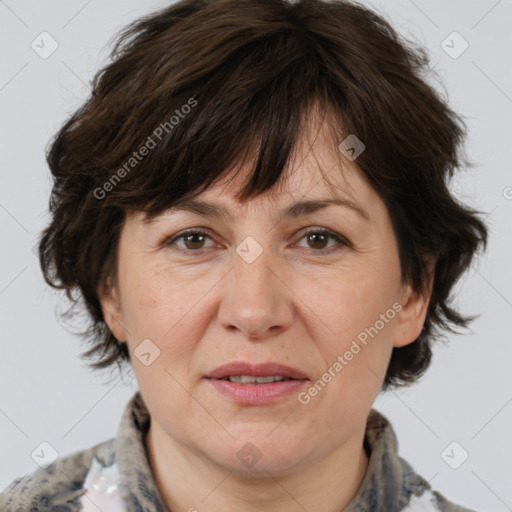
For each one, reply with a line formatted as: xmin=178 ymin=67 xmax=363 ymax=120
xmin=0 ymin=391 xmax=475 ymax=511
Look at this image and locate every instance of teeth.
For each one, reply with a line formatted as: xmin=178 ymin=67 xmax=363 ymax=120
xmin=222 ymin=375 xmax=290 ymax=384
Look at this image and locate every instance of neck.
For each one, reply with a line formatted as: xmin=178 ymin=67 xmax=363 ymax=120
xmin=145 ymin=421 xmax=370 ymax=512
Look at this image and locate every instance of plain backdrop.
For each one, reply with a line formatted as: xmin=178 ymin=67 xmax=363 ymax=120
xmin=0 ymin=0 xmax=511 ymax=510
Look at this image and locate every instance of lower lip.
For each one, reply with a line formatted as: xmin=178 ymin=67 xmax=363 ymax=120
xmin=205 ymin=378 xmax=308 ymax=405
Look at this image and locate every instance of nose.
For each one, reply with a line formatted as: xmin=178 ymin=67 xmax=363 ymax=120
xmin=217 ymin=243 xmax=294 ymax=340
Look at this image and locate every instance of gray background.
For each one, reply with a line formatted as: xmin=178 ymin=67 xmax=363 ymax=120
xmin=0 ymin=0 xmax=511 ymax=510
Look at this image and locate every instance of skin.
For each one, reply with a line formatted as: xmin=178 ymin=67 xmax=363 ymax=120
xmin=100 ymin=112 xmax=433 ymax=512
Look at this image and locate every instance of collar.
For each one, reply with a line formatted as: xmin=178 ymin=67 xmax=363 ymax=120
xmin=114 ymin=391 xmax=169 ymax=511
xmin=106 ymin=391 xmax=424 ymax=511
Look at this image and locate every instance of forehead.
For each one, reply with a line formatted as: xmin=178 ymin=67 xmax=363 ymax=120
xmin=135 ymin=153 xmax=378 ymax=233
xmin=133 ymin=109 xmax=381 ymax=225
xmin=176 ymin=130 xmax=373 ymax=217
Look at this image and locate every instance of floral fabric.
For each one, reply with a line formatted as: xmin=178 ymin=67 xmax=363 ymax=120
xmin=0 ymin=391 xmax=474 ymax=511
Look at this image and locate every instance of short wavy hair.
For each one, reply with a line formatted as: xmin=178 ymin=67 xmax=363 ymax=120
xmin=38 ymin=0 xmax=488 ymax=390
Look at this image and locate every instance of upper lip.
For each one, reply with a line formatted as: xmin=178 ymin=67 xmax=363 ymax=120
xmin=205 ymin=362 xmax=309 ymax=380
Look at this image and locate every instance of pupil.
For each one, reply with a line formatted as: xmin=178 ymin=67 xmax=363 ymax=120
xmin=186 ymin=234 xmax=203 ymax=249
xmin=309 ymin=233 xmax=327 ymax=249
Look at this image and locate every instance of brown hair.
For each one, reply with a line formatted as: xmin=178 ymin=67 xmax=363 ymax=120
xmin=38 ymin=0 xmax=488 ymax=390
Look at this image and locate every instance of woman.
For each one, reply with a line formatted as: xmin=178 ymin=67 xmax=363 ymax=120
xmin=0 ymin=0 xmax=487 ymax=510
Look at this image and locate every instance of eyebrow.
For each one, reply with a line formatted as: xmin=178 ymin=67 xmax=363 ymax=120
xmin=143 ymin=197 xmax=370 ymax=225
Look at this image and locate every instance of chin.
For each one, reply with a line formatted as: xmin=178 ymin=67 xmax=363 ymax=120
xmin=200 ymin=433 xmax=309 ymax=477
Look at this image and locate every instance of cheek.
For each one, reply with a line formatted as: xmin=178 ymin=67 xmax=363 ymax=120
xmin=307 ymin=259 xmax=400 ymax=339
xmin=122 ymin=262 xmax=215 ymax=366
xmin=122 ymin=257 xmax=193 ymax=323
xmin=303 ymin=254 xmax=401 ymax=387
xmin=302 ymin=278 xmax=397 ymax=429
xmin=123 ymin=267 xmax=201 ymax=406
xmin=117 ymin=261 xmax=181 ymax=360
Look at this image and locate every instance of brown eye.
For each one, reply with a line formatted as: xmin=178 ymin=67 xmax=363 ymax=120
xmin=307 ymin=232 xmax=329 ymax=249
xmin=182 ymin=232 xmax=207 ymax=250
xmin=165 ymin=228 xmax=349 ymax=255
xmin=166 ymin=230 xmax=214 ymax=253
xmin=295 ymin=229 xmax=350 ymax=254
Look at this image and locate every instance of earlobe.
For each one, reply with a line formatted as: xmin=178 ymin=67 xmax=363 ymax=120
xmin=392 ymin=285 xmax=429 ymax=348
xmin=99 ymin=284 xmax=128 ymax=342
xmin=392 ymin=260 xmax=435 ymax=348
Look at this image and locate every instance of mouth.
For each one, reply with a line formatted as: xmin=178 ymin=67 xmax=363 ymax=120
xmin=217 ymin=375 xmax=296 ymax=384
xmin=204 ymin=361 xmax=310 ymax=381
xmin=204 ymin=362 xmax=309 ymax=405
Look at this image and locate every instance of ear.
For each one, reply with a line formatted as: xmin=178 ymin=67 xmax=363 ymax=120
xmin=98 ymin=280 xmax=128 ymax=342
xmin=392 ymin=257 xmax=435 ymax=348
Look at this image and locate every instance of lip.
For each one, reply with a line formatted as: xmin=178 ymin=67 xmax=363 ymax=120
xmin=204 ymin=362 xmax=310 ymax=405
xmin=206 ymin=378 xmax=308 ymax=405
xmin=204 ymin=362 xmax=309 ymax=380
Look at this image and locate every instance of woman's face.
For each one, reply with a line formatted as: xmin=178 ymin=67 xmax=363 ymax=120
xmin=100 ymin=120 xmax=430 ymax=477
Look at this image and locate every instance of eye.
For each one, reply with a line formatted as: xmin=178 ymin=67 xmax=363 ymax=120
xmin=164 ymin=228 xmax=350 ymax=254
xmin=294 ymin=228 xmax=350 ymax=253
xmin=166 ymin=230 xmax=216 ymax=253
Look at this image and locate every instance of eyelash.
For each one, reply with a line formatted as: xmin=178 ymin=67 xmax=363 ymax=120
xmin=164 ymin=228 xmax=350 ymax=255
